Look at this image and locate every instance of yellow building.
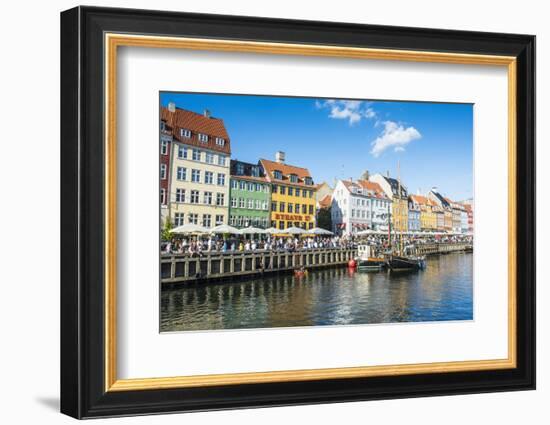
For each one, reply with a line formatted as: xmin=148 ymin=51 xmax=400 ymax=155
xmin=369 ymin=174 xmax=408 ymax=232
xmin=260 ymin=153 xmax=317 ymax=231
xmin=410 ymin=195 xmax=437 ymax=231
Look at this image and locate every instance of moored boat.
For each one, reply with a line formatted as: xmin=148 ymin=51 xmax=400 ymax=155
xmin=386 ymin=254 xmax=426 ymax=271
xmin=355 ymin=244 xmax=386 ymax=271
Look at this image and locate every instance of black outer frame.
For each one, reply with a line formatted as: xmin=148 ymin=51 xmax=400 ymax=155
xmin=60 ymin=6 xmax=536 ymax=419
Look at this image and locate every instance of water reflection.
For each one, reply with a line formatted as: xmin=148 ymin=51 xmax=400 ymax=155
xmin=161 ymin=252 xmax=473 ymax=332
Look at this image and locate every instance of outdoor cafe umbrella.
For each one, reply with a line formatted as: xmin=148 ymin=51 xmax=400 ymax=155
xmin=263 ymin=227 xmax=279 ymax=235
xmin=285 ymin=226 xmax=307 ymax=235
xmin=209 ymin=224 xmax=240 ymax=234
xmin=239 ymin=226 xmax=267 ymax=235
xmin=307 ymin=227 xmax=333 ymax=236
xmin=169 ymin=223 xmax=210 ymax=234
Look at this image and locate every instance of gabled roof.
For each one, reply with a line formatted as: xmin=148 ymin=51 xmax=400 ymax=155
xmin=340 ymin=180 xmax=389 ymax=199
xmin=318 ymin=195 xmax=332 ymax=208
xmin=160 ymin=106 xmax=231 ymax=154
xmin=410 ymin=194 xmax=429 ymax=205
xmin=260 ymin=159 xmax=314 ymax=187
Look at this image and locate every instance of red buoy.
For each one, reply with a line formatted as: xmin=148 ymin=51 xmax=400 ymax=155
xmin=348 ymin=259 xmax=357 ymax=268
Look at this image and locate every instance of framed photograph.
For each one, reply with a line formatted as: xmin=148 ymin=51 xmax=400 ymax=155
xmin=60 ymin=6 xmax=535 ymax=419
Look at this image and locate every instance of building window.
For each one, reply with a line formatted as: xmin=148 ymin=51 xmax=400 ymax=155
xmin=217 ymin=173 xmax=226 ymax=186
xmin=309 ymin=190 xmax=313 ymax=198
xmin=191 ymin=169 xmax=201 ymax=183
xmin=247 ymin=199 xmax=254 ymax=209
xmin=295 ymin=188 xmax=301 ymax=197
xmin=176 ymin=167 xmax=186 ymax=181
xmin=175 ymin=189 xmax=185 ymax=203
xmin=198 ymin=133 xmax=208 ymax=143
xmin=309 ymin=205 xmax=314 ymax=215
xmin=180 ymin=129 xmax=191 ymax=138
xmin=273 ymin=170 xmax=282 ymax=180
xmin=215 ymin=215 xmax=224 ymax=225
xmin=272 ymin=185 xmax=278 ymax=193
xmin=216 ymin=193 xmax=225 ymax=206
xmin=239 ymin=198 xmax=245 ymax=208
xmin=308 ymin=222 xmax=313 ymax=229
xmin=289 ymin=174 xmax=298 ymax=183
xmin=174 ymin=212 xmax=184 ymax=226
xmin=160 ymin=121 xmax=166 ymax=131
xmin=279 ymin=221 xmax=285 ymax=230
xmin=192 ymin=149 xmax=201 ymax=161
xmin=202 ymin=214 xmax=211 ymax=228
xmin=280 ymin=186 xmax=286 ymax=195
xmin=255 ymin=200 xmax=261 ymax=210
xmin=218 ymin=155 xmax=226 ymax=166
xmin=271 ymin=201 xmax=277 ymax=211
xmin=205 ymin=152 xmax=214 ymax=164
xmin=188 ymin=213 xmax=198 ymax=224
xmin=231 ymin=198 xmax=237 ymax=208
xmin=203 ymin=192 xmax=212 ymax=205
xmin=160 ymin=189 xmax=166 ymax=205
xmin=160 ymin=140 xmax=168 ymax=155
xmin=215 ymin=137 xmax=225 ymax=146
xmin=279 ymin=202 xmax=285 ymax=212
xmin=204 ymin=171 xmax=213 ymax=184
xmin=178 ymin=146 xmax=187 ymax=159
xmin=160 ymin=164 xmax=167 ymax=180
xmin=190 ymin=190 xmax=199 ymax=204
xmin=251 ymin=166 xmax=260 ymax=177
xmin=288 ymin=204 xmax=293 ymax=213
xmin=239 ymin=181 xmax=246 ymax=190
xmin=304 ymin=177 xmax=313 ymax=185
xmin=302 ymin=204 xmax=307 ymax=214
xmin=231 ymin=179 xmax=238 ymax=189
xmin=262 ymin=201 xmax=268 ymax=210
xmin=288 ymin=187 xmax=293 ymax=196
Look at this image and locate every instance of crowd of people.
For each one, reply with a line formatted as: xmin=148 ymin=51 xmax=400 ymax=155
xmin=161 ymin=233 xmax=472 ymax=257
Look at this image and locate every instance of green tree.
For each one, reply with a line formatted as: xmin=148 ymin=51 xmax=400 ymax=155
xmin=161 ymin=217 xmax=173 ymax=241
xmin=317 ymin=207 xmax=332 ymax=231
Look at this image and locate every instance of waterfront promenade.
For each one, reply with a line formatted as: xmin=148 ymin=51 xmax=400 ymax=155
xmin=160 ymin=241 xmax=472 ymax=286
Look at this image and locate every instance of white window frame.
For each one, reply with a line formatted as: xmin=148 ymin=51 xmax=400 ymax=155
xmin=198 ymin=133 xmax=209 ymax=143
xmin=176 ymin=166 xmax=186 ymax=181
xmin=160 ymin=140 xmax=168 ymax=155
xmin=191 ymin=169 xmax=201 ymax=183
xmin=217 ymin=173 xmax=226 ymax=186
xmin=175 ymin=188 xmax=185 ymax=203
xmin=160 ymin=164 xmax=167 ymax=180
xmin=215 ymin=137 xmax=225 ymax=146
xmin=204 ymin=171 xmax=214 ymax=185
xmin=180 ymin=128 xmax=191 ymax=138
xmin=174 ymin=212 xmax=185 ymax=226
xmin=178 ymin=145 xmax=187 ymax=159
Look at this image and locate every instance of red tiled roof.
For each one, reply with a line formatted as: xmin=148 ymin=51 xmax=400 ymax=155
xmin=260 ymin=159 xmax=314 ymax=187
xmin=341 ymin=180 xmax=389 ymax=199
xmin=160 ymin=106 xmax=231 ymax=154
xmin=410 ymin=194 xmax=429 ymax=205
xmin=318 ymin=194 xmax=332 ymax=208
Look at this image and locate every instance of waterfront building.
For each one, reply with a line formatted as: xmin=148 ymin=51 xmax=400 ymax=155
xmin=462 ymin=202 xmax=474 ymax=233
xmin=160 ymin=104 xmax=231 ymax=228
xmin=408 ymin=198 xmax=421 ymax=232
xmin=429 ymin=188 xmax=453 ymax=232
xmin=446 ymin=198 xmax=463 ymax=233
xmin=316 ymin=193 xmax=333 ymax=231
xmin=159 ymin=113 xmax=173 ymax=223
xmin=260 ymin=152 xmax=317 ymax=231
xmin=433 ymin=203 xmax=445 ymax=231
xmin=369 ymin=173 xmax=409 ymax=232
xmin=331 ymin=179 xmax=391 ymax=236
xmin=228 ymin=160 xmax=271 ymax=229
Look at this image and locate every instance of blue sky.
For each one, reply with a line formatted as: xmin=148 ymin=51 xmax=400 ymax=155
xmin=160 ymin=92 xmax=473 ymax=201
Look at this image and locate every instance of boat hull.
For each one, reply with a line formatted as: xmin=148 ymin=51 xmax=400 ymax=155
xmin=386 ymin=255 xmax=426 ymax=271
xmin=356 ymin=258 xmax=386 ymax=271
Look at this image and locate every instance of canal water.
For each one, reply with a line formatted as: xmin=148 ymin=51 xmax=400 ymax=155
xmin=160 ymin=252 xmax=473 ymax=332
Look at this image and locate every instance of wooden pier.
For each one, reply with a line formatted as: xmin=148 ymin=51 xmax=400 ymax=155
xmin=413 ymin=242 xmax=472 ymax=256
xmin=161 ymin=248 xmax=357 ymax=285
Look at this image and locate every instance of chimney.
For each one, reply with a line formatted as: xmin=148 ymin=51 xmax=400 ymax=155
xmin=203 ymin=109 xmax=211 ymax=118
xmin=386 ymin=170 xmax=390 ymax=177
xmin=275 ymin=151 xmax=285 ymax=163
xmin=167 ymin=102 xmax=176 ymax=113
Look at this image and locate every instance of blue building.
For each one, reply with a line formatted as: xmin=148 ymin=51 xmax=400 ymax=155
xmin=408 ymin=198 xmax=421 ymax=232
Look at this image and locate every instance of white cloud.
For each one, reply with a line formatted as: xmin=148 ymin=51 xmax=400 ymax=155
xmin=370 ymin=121 xmax=421 ymax=157
xmin=317 ymin=99 xmax=377 ymax=125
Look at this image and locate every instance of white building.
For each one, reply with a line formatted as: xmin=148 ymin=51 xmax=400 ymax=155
xmin=331 ymin=179 xmax=391 ymax=236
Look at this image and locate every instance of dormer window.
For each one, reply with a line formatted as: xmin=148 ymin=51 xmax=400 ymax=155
xmin=180 ymin=128 xmax=191 ymax=138
xmin=236 ymin=163 xmax=244 ymax=175
xmin=198 ymin=133 xmax=208 ymax=143
xmin=215 ymin=137 xmax=225 ymax=146
xmin=160 ymin=121 xmax=166 ymax=131
xmin=304 ymin=176 xmax=313 ymax=185
xmin=289 ymin=174 xmax=298 ymax=183
xmin=273 ymin=170 xmax=282 ymax=180
xmin=251 ymin=166 xmax=260 ymax=177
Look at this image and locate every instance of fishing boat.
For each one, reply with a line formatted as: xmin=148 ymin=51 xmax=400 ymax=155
xmin=386 ymin=253 xmax=426 ymax=271
xmin=355 ymin=244 xmax=386 ymax=271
